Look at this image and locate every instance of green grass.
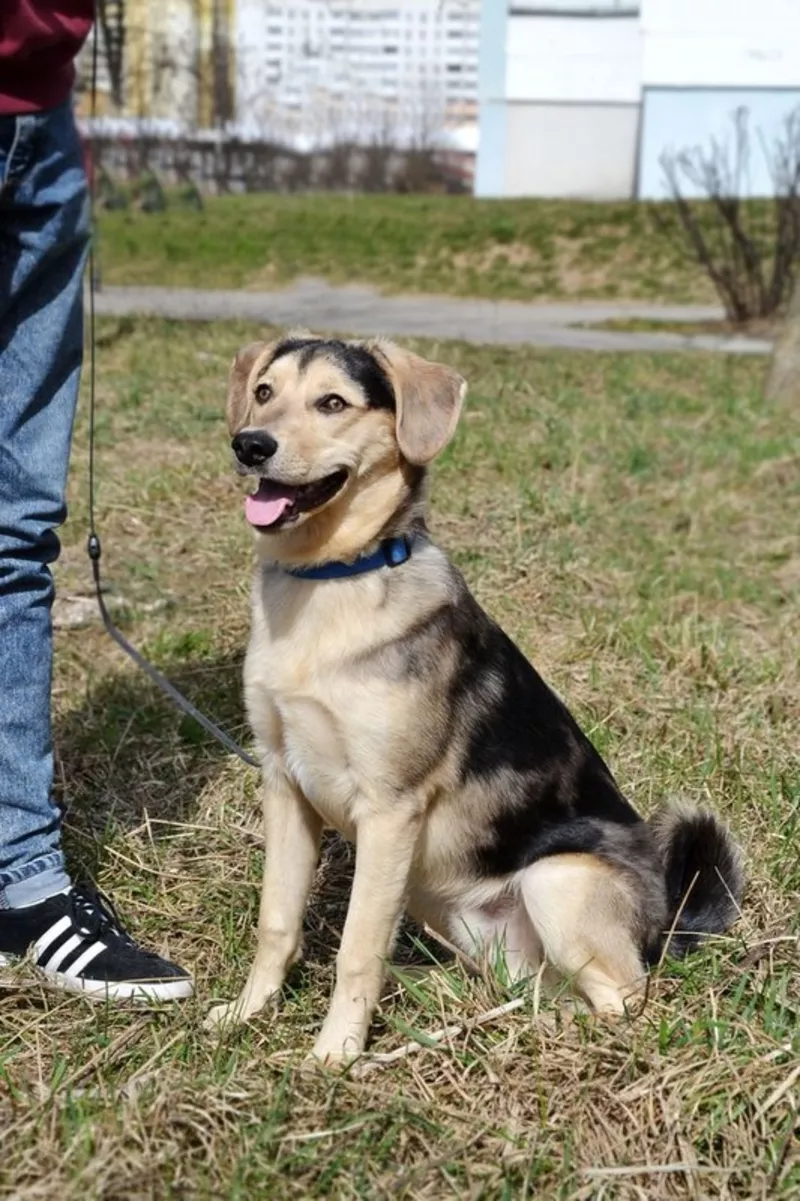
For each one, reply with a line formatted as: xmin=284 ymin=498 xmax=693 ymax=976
xmin=2 ymin=320 xmax=798 ymax=1198
xmin=97 ymin=193 xmax=722 ymax=304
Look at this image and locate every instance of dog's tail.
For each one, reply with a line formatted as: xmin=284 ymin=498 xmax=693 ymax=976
xmin=647 ymin=803 xmax=744 ymax=961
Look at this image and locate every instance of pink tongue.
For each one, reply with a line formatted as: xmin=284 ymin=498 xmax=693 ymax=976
xmin=244 ymin=482 xmax=295 ymax=527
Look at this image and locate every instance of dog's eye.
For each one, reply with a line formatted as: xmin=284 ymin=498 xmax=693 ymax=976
xmin=317 ymin=394 xmax=348 ymax=415
xmin=255 ymin=382 xmax=272 ymax=403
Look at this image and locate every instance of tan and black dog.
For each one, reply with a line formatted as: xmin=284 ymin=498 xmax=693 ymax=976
xmin=206 ymin=333 xmax=743 ymax=1063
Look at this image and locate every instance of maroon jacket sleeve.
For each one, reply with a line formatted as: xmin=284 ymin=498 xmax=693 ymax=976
xmin=0 ymin=1 xmax=94 ymax=115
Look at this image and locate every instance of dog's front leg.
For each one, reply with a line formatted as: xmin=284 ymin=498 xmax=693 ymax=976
xmin=312 ymin=807 xmax=421 ymax=1065
xmin=206 ymin=762 xmax=322 ymax=1030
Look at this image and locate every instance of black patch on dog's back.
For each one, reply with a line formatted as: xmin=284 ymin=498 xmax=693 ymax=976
xmin=441 ymin=585 xmax=643 ymax=878
xmin=269 ymin=337 xmax=396 ymax=411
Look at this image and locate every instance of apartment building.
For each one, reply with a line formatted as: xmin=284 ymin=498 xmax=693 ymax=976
xmin=235 ymin=0 xmax=480 ymax=145
xmin=80 ymin=0 xmax=479 ymax=149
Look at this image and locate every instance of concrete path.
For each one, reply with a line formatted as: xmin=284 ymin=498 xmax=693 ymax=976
xmin=93 ymin=277 xmax=773 ymax=355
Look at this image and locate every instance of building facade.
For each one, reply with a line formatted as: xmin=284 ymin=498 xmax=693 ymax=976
xmin=235 ymin=0 xmax=480 ymax=147
xmin=638 ymin=0 xmax=800 ymax=198
xmin=476 ymin=0 xmax=800 ymax=200
xmin=81 ymin=0 xmax=480 ymax=149
xmin=476 ymin=0 xmax=639 ymax=199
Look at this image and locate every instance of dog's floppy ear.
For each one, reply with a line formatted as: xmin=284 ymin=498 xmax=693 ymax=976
xmin=376 ymin=342 xmax=467 ymax=466
xmin=227 ymin=341 xmax=273 ymax=434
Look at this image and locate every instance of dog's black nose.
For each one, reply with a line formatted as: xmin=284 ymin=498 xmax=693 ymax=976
xmin=232 ymin=430 xmax=278 ymax=467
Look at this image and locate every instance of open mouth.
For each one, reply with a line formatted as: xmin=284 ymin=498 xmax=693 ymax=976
xmin=244 ymin=470 xmax=348 ymax=530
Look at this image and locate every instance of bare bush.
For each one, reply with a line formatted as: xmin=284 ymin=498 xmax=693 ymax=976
xmin=659 ymin=106 xmax=800 ymax=323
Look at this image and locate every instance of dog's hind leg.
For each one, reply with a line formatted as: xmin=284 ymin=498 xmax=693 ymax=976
xmin=520 ymin=853 xmax=647 ymax=1014
xmin=440 ymin=898 xmax=543 ymax=983
xmin=206 ymin=763 xmax=322 ymax=1030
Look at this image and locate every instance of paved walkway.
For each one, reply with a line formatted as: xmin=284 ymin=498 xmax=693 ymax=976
xmin=94 ymin=277 xmax=773 ymax=355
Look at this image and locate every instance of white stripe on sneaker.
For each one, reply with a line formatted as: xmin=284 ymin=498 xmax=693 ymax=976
xmin=62 ymin=939 xmax=106 ymax=979
xmin=48 ymin=971 xmax=194 ymax=1002
xmin=42 ymin=933 xmax=84 ymax=973
xmin=33 ymin=915 xmax=71 ymax=960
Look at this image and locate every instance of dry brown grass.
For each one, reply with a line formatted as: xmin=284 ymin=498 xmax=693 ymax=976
xmin=1 ymin=321 xmax=797 ymax=1199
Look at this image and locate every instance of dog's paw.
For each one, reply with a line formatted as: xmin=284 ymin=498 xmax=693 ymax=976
xmin=306 ymin=1046 xmax=352 ymax=1071
xmin=204 ymin=1000 xmax=248 ymax=1032
xmin=310 ymin=1030 xmax=365 ymax=1067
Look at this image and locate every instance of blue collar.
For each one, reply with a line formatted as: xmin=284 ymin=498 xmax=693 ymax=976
xmin=285 ymin=534 xmax=417 ymax=581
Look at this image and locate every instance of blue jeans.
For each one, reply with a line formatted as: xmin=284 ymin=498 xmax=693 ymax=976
xmin=0 ymin=100 xmax=89 ymax=908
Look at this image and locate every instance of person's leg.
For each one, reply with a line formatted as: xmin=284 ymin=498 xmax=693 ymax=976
xmin=0 ymin=100 xmax=88 ymax=909
xmin=0 ymin=102 xmax=191 ymax=1000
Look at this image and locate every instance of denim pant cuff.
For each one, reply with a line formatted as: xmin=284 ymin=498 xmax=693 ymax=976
xmin=0 ymin=853 xmax=71 ymax=909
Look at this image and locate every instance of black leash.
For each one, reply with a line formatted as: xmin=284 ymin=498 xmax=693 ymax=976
xmin=83 ymin=19 xmax=259 ymax=770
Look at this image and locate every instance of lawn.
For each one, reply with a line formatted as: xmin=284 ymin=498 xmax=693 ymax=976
xmin=96 ymin=193 xmax=721 ymax=305
xmin=1 ymin=319 xmax=797 ymax=1199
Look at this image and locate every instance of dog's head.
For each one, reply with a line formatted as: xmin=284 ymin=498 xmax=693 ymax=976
xmin=226 ymin=332 xmax=466 ymax=564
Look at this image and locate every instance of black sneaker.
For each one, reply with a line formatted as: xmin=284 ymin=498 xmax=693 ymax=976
xmin=0 ymin=884 xmax=193 ymax=1002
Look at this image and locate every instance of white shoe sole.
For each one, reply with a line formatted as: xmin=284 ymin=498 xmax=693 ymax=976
xmin=0 ymin=952 xmax=193 ymax=1002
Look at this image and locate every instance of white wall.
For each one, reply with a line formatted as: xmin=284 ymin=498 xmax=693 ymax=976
xmin=638 ymin=0 xmax=800 ymax=199
xmin=482 ymin=0 xmax=800 ymax=199
xmin=504 ymin=103 xmax=639 ymax=198
xmin=506 ymin=13 xmax=640 ymax=104
xmin=485 ymin=10 xmax=640 ymax=198
xmin=641 ymin=0 xmax=800 ymax=88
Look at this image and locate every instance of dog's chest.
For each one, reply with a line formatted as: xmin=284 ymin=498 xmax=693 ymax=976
xmin=246 ymin=574 xmax=404 ymax=827
xmin=280 ymin=683 xmax=346 ymax=770
xmin=257 ymin=685 xmax=393 ymax=834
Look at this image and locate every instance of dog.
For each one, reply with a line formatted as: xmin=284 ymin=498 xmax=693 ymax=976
xmin=206 ymin=332 xmax=744 ymax=1063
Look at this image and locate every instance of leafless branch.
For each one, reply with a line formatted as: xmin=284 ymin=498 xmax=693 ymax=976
xmin=658 ymin=106 xmax=800 ymax=323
